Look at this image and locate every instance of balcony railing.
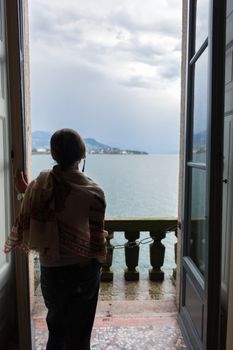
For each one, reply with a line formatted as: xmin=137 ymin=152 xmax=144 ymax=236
xmin=102 ymin=217 xmax=177 ymax=282
xmin=33 ymin=217 xmax=177 ymax=291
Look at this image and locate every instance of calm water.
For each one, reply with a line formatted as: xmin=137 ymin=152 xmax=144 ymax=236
xmin=32 ymin=154 xmax=179 ymax=217
xmin=32 ymin=154 xmax=179 ymax=272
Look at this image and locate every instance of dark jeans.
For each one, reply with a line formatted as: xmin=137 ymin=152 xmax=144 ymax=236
xmin=40 ymin=260 xmax=101 ymax=350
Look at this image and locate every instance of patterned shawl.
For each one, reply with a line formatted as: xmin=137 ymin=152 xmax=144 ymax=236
xmin=4 ymin=166 xmax=108 ymax=263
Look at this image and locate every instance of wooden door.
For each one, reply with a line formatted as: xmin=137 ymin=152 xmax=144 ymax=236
xmin=179 ymin=0 xmax=226 ymax=349
xmin=0 ymin=1 xmax=32 ymax=349
xmin=0 ymin=0 xmax=18 ymax=348
xmin=221 ymin=0 xmax=233 ymax=345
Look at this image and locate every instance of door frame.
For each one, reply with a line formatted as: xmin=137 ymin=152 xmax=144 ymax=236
xmin=204 ymin=1 xmax=226 ymax=348
xmin=179 ymin=0 xmax=226 ymax=348
xmin=5 ymin=0 xmax=32 ymax=349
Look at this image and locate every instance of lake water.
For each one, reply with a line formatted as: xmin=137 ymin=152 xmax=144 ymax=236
xmin=32 ymin=154 xmax=179 ymax=217
xmin=32 ymin=154 xmax=179 ymax=273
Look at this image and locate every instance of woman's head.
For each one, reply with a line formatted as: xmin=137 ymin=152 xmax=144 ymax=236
xmin=50 ymin=129 xmax=86 ymax=170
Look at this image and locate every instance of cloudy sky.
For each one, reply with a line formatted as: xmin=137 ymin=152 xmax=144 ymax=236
xmin=29 ymin=0 xmax=182 ymax=153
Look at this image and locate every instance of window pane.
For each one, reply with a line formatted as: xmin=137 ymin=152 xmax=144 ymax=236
xmin=195 ymin=0 xmax=209 ymax=52
xmin=192 ymin=48 xmax=208 ymax=163
xmin=190 ymin=168 xmax=207 ymax=275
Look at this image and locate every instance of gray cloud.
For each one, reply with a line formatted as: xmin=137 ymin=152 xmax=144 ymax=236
xmin=29 ymin=0 xmax=181 ymax=153
xmin=110 ymin=8 xmax=181 ymax=37
xmin=120 ymin=76 xmax=152 ymax=89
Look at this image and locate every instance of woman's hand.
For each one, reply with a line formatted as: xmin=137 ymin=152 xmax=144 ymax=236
xmin=14 ymin=169 xmax=28 ymax=193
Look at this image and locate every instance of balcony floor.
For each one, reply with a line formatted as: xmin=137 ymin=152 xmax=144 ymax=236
xmin=32 ymin=274 xmax=187 ymax=350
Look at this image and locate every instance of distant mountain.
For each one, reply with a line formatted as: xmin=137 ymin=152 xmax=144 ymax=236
xmin=193 ymin=130 xmax=206 ymax=155
xmin=84 ymin=138 xmax=110 ymax=150
xmin=32 ymin=131 xmax=110 ymax=149
xmin=31 ymin=131 xmax=148 ymax=155
xmin=32 ymin=131 xmax=52 ymax=148
xmin=193 ymin=130 xmax=206 ymax=149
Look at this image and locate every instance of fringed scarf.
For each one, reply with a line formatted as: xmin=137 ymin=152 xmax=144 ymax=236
xmin=4 ymin=167 xmax=108 ymax=263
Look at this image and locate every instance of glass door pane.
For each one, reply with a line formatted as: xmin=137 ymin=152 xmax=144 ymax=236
xmin=192 ymin=48 xmax=208 ymax=163
xmin=190 ymin=167 xmax=207 ymax=275
xmin=195 ymin=0 xmax=209 ymax=51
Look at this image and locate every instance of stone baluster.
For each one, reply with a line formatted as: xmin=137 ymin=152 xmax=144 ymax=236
xmin=149 ymin=231 xmax=166 ymax=281
xmin=124 ymin=231 xmax=140 ymax=281
xmin=101 ymin=231 xmax=114 ymax=282
xmin=173 ymin=228 xmax=177 ymax=280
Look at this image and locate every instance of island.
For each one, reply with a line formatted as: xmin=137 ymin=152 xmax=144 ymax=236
xmin=32 ymin=131 xmax=148 ymax=155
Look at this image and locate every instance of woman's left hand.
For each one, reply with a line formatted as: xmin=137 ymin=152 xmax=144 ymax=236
xmin=14 ymin=169 xmax=29 ymax=193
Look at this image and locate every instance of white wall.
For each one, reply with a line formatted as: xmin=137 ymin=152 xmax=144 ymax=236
xmin=227 ymin=233 xmax=233 ymax=349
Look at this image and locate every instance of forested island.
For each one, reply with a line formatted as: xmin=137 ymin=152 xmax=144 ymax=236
xmin=32 ymin=131 xmax=148 ymax=155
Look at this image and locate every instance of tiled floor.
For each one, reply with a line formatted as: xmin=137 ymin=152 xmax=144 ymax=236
xmin=32 ymin=274 xmax=187 ymax=350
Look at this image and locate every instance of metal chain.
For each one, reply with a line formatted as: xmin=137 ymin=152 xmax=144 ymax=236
xmin=109 ymin=224 xmax=177 ymax=250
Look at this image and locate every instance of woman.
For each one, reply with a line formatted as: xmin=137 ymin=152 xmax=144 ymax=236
xmin=5 ymin=128 xmax=107 ymax=350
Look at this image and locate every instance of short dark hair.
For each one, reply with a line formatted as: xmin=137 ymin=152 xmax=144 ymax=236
xmin=50 ymin=129 xmax=86 ymax=170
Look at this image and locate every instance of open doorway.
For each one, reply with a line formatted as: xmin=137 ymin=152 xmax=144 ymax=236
xmin=2 ymin=0 xmax=233 ymax=349
xmin=28 ymin=0 xmax=184 ymax=349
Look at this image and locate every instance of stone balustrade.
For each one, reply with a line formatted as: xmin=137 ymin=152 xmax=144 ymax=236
xmin=101 ymin=218 xmax=177 ymax=282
